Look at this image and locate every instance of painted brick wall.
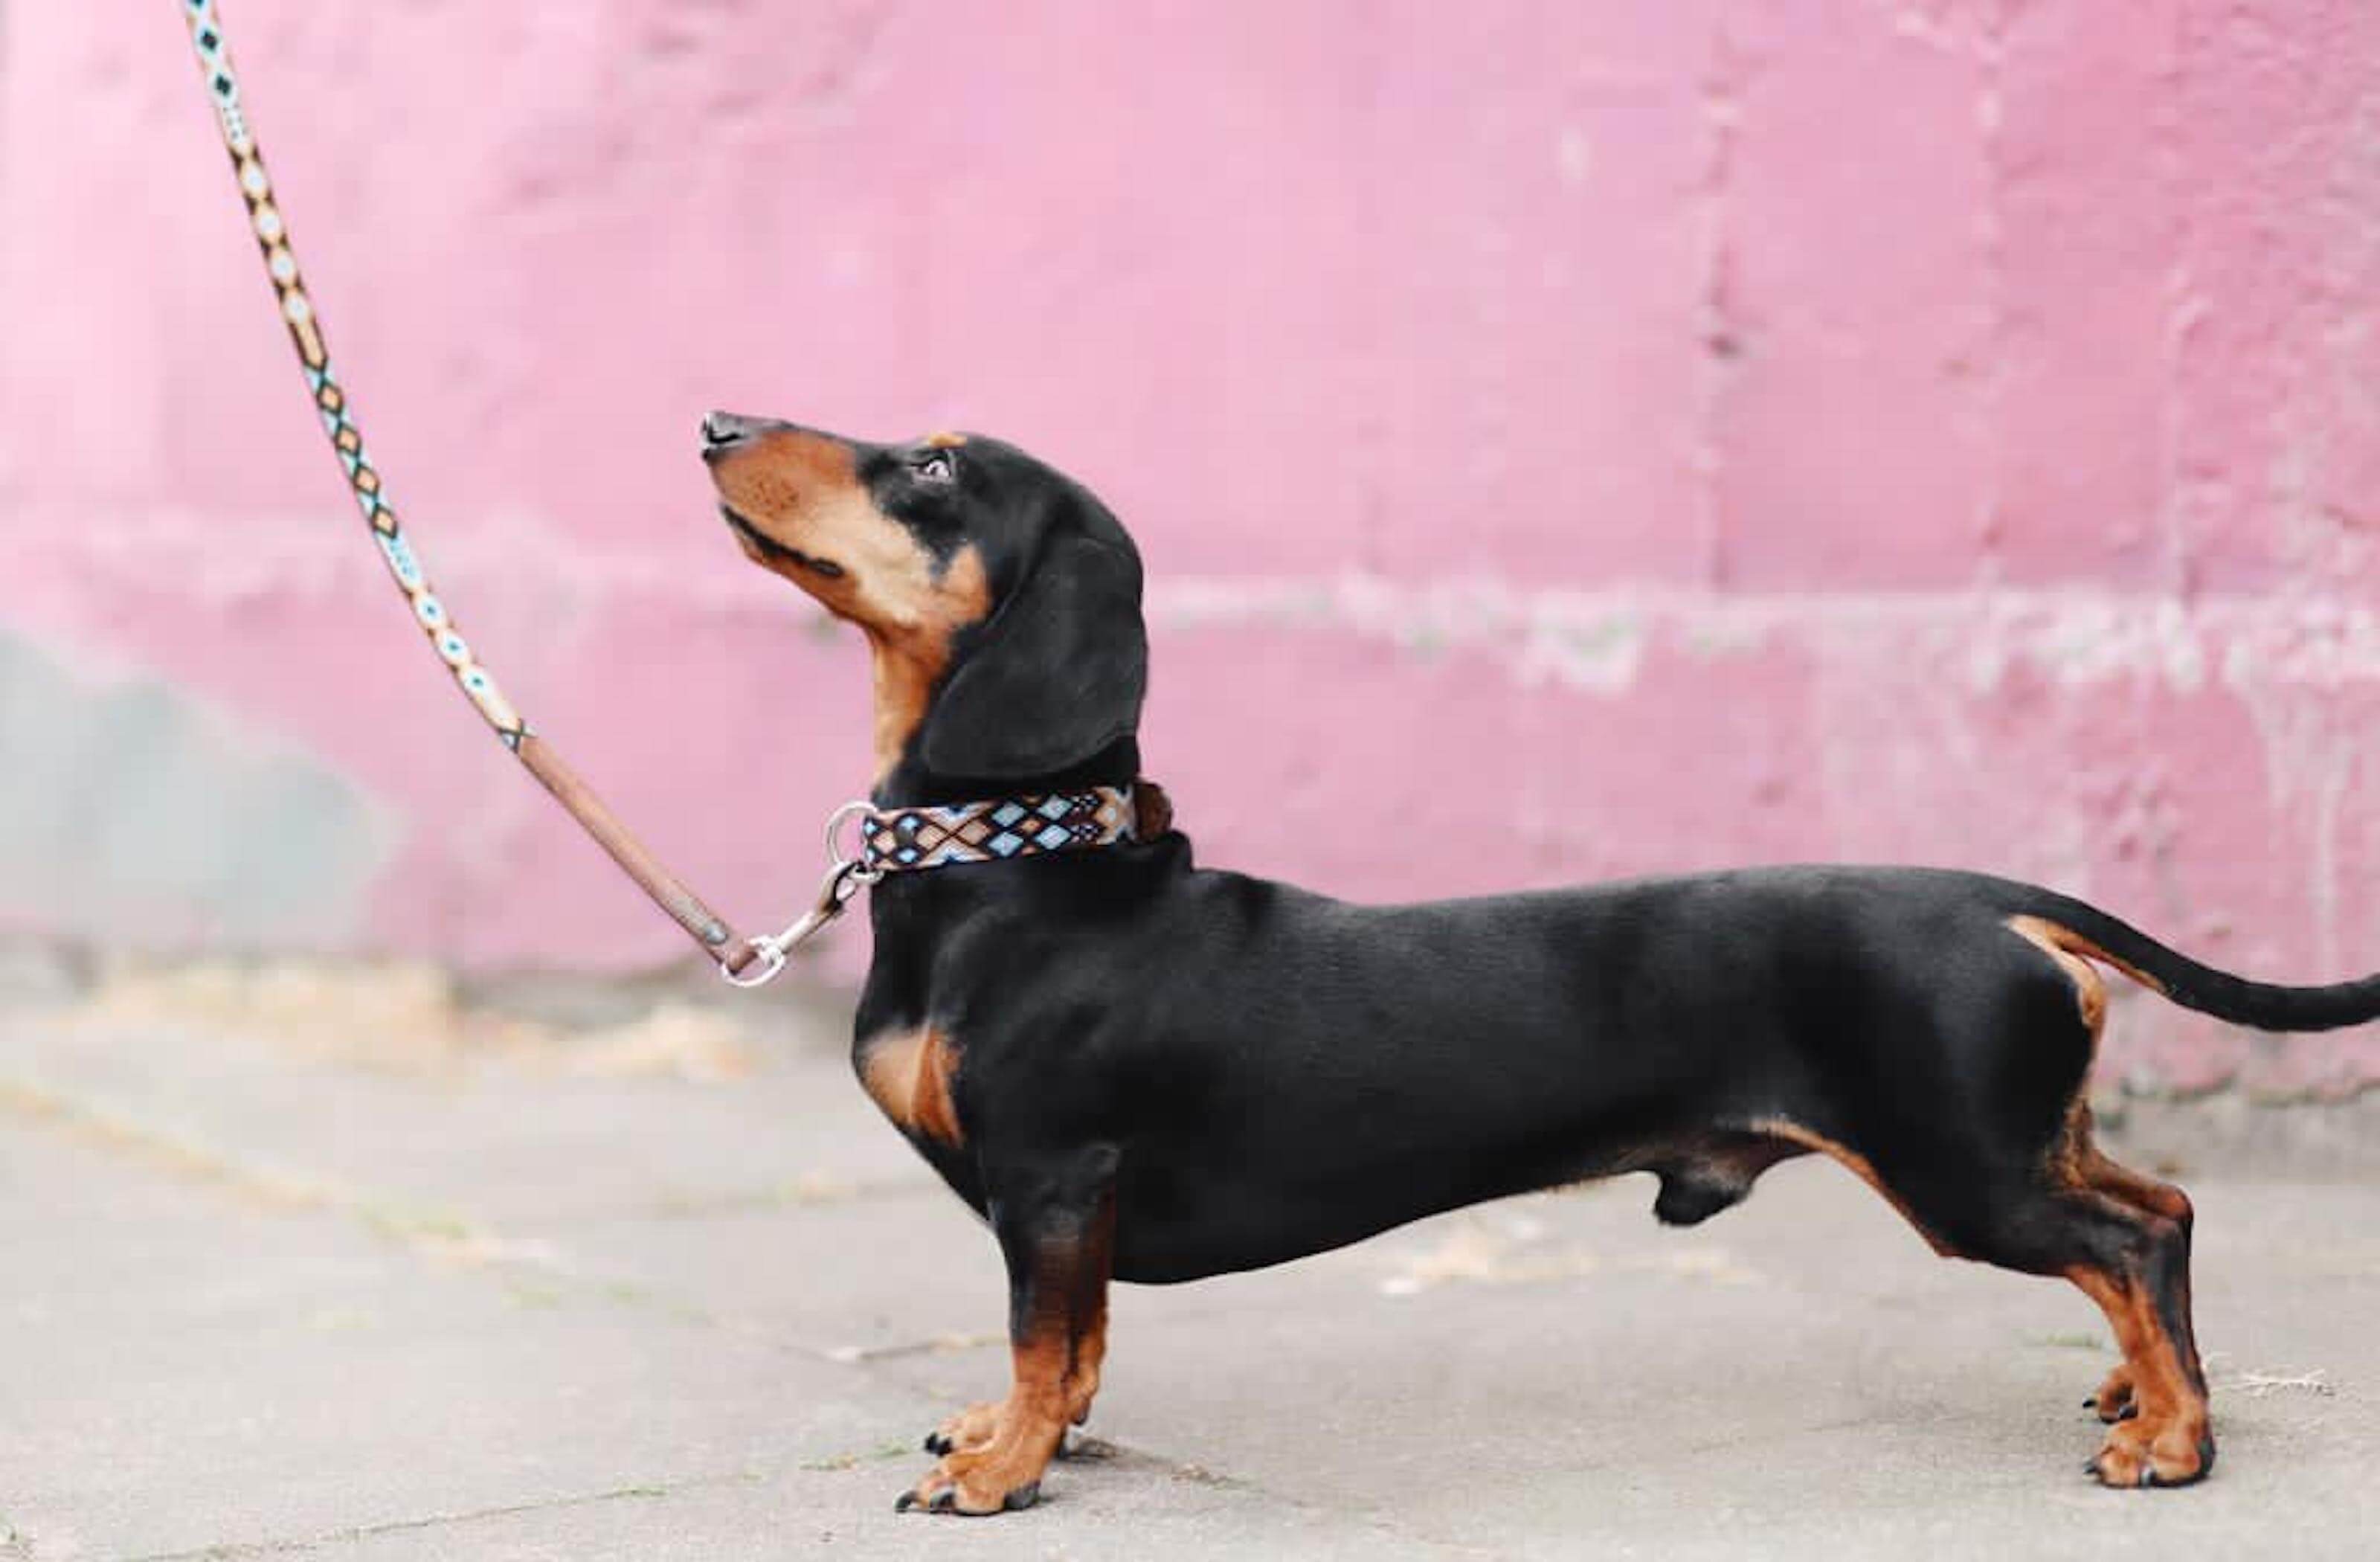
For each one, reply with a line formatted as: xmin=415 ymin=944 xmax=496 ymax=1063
xmin=5 ymin=4 xmax=2379 ymax=1092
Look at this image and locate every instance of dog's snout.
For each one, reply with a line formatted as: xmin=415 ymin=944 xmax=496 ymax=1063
xmin=701 ymin=410 xmax=759 ymax=456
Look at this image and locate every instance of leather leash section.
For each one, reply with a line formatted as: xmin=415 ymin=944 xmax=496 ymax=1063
xmin=181 ymin=0 xmax=768 ymax=978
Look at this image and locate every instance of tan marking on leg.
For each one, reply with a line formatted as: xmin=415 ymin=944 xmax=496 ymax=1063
xmin=2081 ymin=1146 xmax=2194 ymax=1227
xmin=1740 ymin=1118 xmax=1961 ymax=1256
xmin=858 ymin=1027 xmax=963 ymax=1147
xmin=2059 ymin=1110 xmax=2210 ymax=1485
xmin=2048 ymin=1109 xmax=2207 ymax=1427
xmin=2067 ymin=1261 xmax=2211 ymax=1486
xmin=2078 ymin=1151 xmax=2207 ymax=1397
xmin=927 ymin=1193 xmax=1110 ymax=1456
xmin=906 ymin=1200 xmax=1113 ymax=1516
xmin=2044 ymin=1094 xmax=2100 ymax=1192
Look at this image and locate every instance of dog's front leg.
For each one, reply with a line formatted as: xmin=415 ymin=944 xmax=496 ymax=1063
xmin=898 ymin=1144 xmax=1119 ymax=1516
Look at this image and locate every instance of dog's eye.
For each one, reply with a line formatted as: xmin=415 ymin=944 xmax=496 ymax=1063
xmin=914 ymin=451 xmax=956 ymax=486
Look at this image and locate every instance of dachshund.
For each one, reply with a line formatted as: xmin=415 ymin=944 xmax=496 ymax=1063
xmin=700 ymin=409 xmax=2380 ymax=1514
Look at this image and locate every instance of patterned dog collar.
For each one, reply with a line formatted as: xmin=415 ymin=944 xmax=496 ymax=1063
xmin=862 ymin=785 xmax=1142 ymax=872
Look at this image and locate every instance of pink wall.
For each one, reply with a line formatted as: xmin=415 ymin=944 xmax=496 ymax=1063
xmin=7 ymin=3 xmax=2380 ymax=1092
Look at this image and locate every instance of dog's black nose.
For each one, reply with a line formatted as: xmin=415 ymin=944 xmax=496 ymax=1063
xmin=701 ymin=411 xmax=756 ymax=454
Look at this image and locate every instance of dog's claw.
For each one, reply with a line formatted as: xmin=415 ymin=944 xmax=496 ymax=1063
xmin=1005 ymin=1481 xmax=1042 ymax=1511
xmin=928 ymin=1488 xmax=957 ymax=1514
xmin=895 ymin=1490 xmax=919 ymax=1513
xmin=923 ymin=1432 xmax=951 ymax=1455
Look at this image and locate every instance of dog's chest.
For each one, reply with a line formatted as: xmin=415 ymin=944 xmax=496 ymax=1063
xmin=853 ymin=1025 xmax=965 ymax=1146
xmin=852 ymin=1023 xmax=986 ymax=1213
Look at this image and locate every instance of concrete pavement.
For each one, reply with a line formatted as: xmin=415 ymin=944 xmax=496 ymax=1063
xmin=0 ymin=960 xmax=2373 ymax=1560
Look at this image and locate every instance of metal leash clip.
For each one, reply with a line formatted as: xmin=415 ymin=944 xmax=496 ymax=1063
xmin=720 ymin=801 xmax=884 ymax=988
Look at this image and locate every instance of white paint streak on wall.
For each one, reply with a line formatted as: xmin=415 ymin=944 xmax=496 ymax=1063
xmin=1151 ymin=577 xmax=2380 ymax=699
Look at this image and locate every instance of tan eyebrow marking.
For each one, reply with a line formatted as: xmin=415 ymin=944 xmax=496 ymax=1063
xmin=922 ymin=430 xmax=970 ymax=449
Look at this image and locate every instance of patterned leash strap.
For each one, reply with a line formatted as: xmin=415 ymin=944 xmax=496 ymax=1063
xmin=181 ymin=0 xmax=769 ymax=979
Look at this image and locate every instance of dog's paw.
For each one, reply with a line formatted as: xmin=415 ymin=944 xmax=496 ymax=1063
xmin=2085 ymin=1363 xmax=2138 ymax=1424
xmin=897 ymin=1395 xmax=1067 ymax=1518
xmin=2085 ymin=1416 xmax=2213 ymax=1489
xmin=898 ymin=1378 xmax=1078 ymax=1517
xmin=894 ymin=1456 xmax=1045 ymax=1517
xmin=922 ymin=1401 xmax=1002 ymax=1456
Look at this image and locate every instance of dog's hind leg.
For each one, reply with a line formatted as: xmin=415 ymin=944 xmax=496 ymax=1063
xmin=2053 ymin=1184 xmax=2210 ymax=1487
xmin=1921 ymin=1160 xmax=2210 ymax=1485
xmin=1897 ymin=928 xmax=2213 ymax=1486
xmin=1788 ymin=916 xmax=2212 ymax=1485
xmin=2065 ymin=1116 xmax=2200 ymax=1429
xmin=2003 ymin=916 xmax=2210 ymax=1455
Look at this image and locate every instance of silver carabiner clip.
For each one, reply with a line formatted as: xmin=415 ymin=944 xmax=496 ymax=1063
xmin=779 ymin=855 xmax=869 ymax=949
xmin=719 ymin=857 xmax=870 ymax=988
xmin=718 ymin=800 xmax=884 ymax=989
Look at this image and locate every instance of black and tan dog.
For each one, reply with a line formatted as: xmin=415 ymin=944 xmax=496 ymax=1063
xmin=701 ymin=410 xmax=2379 ymax=1515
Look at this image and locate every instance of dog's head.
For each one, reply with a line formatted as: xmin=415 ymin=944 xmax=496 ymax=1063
xmin=701 ymin=413 xmax=1147 ymax=789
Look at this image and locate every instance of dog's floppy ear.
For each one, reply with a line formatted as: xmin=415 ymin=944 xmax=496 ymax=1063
xmin=919 ymin=534 xmax=1147 ymax=780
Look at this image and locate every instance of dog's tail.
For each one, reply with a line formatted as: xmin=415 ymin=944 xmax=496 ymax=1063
xmin=2007 ymin=886 xmax=2380 ymax=1032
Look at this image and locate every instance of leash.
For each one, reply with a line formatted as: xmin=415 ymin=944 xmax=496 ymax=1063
xmin=179 ymin=0 xmax=803 ymax=981
xmin=180 ymin=3 xmax=1165 ymax=984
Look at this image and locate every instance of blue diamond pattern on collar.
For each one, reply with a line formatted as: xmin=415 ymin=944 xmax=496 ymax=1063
xmin=861 ymin=785 xmax=1142 ymax=876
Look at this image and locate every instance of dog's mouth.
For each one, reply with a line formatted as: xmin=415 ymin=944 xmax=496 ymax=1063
xmin=719 ymin=504 xmax=847 ymax=579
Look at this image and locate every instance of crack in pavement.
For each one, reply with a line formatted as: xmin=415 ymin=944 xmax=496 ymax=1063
xmin=117 ymin=1477 xmax=723 ymax=1562
xmin=0 ymin=1072 xmax=889 ymax=1363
